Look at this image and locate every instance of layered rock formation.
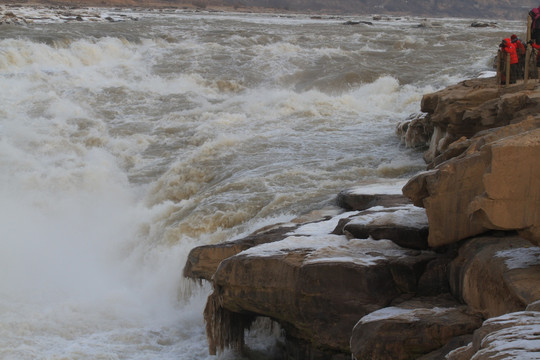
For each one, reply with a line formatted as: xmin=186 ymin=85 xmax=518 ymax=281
xmin=401 ymin=79 xmax=540 ymax=247
xmin=184 ymin=77 xmax=540 ymax=359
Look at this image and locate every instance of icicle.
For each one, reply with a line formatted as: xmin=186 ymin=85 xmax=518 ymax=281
xmin=204 ymin=291 xmax=255 ymax=355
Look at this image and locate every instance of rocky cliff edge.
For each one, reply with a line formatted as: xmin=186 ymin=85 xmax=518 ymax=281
xmin=183 ymin=77 xmax=540 ymax=360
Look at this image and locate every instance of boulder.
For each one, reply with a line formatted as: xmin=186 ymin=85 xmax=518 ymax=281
xmin=336 ymin=181 xmax=411 ymax=211
xmin=416 ymin=334 xmax=473 ymax=360
xmin=183 ymin=224 xmax=298 ymax=281
xmin=350 ymin=295 xmax=482 ymax=360
xmin=468 ymin=128 xmax=540 ymax=243
xmin=470 ymin=21 xmax=497 ymax=28
xmin=429 ymin=115 xmax=540 ymax=169
xmin=396 ymin=113 xmax=433 ymax=149
xmin=447 ymin=311 xmax=540 ymax=359
xmin=205 ymin=235 xmax=437 ymax=355
xmin=449 ymin=236 xmax=540 ymax=318
xmin=184 ymin=207 xmax=344 ymax=281
xmin=415 ymin=78 xmax=540 ymax=164
xmin=336 ymin=204 xmax=429 ymax=250
xmin=403 ymin=128 xmax=540 ymax=247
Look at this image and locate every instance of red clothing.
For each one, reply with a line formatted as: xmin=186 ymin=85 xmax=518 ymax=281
xmin=512 ymin=39 xmax=526 ymax=56
xmin=502 ymin=38 xmax=518 ymax=64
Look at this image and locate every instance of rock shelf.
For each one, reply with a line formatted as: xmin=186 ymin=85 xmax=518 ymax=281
xmin=184 ymin=77 xmax=540 ymax=359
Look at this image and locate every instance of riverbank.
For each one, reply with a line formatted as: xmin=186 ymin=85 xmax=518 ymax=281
xmin=184 ymin=77 xmax=540 ymax=359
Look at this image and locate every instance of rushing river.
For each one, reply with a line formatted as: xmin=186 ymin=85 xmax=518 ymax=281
xmin=0 ymin=7 xmax=525 ymax=359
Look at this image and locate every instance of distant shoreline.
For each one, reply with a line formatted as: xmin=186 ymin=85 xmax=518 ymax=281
xmin=0 ymin=0 xmax=528 ymax=20
xmin=0 ymin=0 xmax=307 ymax=16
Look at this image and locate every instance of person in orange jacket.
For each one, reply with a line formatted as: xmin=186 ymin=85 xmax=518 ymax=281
xmin=511 ymin=34 xmax=526 ymax=78
xmin=499 ymin=38 xmax=518 ymax=84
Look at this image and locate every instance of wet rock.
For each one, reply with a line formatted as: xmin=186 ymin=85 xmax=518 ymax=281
xmin=470 ymin=21 xmax=497 ymax=28
xmin=184 ymin=208 xmax=344 ymax=281
xmin=336 ymin=182 xmax=411 ymax=211
xmin=449 ymin=236 xmax=540 ymax=318
xmin=342 ymin=20 xmax=373 ymax=25
xmin=205 ymin=235 xmax=437 ymax=355
xmin=396 ymin=113 xmax=433 ymax=149
xmin=183 ymin=224 xmax=297 ymax=281
xmin=351 ymin=295 xmax=482 ymax=360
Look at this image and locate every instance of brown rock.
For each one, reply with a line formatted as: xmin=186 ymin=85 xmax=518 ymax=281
xmin=183 ymin=224 xmax=297 ymax=281
xmin=417 ymin=334 xmax=473 ymax=360
xmin=447 ymin=311 xmax=540 ymax=360
xmin=413 ymin=78 xmax=540 ymax=164
xmin=336 ymin=190 xmax=411 ymax=211
xmin=350 ymin=295 xmax=482 ymax=360
xmin=205 ymin=235 xmax=437 ymax=355
xmin=429 ymin=116 xmax=540 ymax=169
xmin=468 ymin=129 xmax=540 ymax=243
xmin=184 ymin=207 xmax=344 ymax=281
xmin=449 ymin=236 xmax=540 ymax=318
xmin=338 ymin=205 xmax=429 ymax=250
xmin=403 ymin=128 xmax=540 ymax=247
xmin=396 ymin=113 xmax=433 ymax=149
xmin=403 ymin=151 xmax=489 ymax=247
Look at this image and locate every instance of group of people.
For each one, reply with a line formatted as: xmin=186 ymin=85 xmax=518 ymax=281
xmin=499 ymin=34 xmax=528 ymax=84
xmin=498 ymin=7 xmax=540 ymax=84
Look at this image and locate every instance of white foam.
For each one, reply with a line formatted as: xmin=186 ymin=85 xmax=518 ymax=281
xmin=0 ymin=9 xmax=518 ymax=359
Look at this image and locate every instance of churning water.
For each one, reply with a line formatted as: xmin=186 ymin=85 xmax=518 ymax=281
xmin=0 ymin=7 xmax=524 ymax=359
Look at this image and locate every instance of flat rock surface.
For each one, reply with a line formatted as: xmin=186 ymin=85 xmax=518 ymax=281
xmin=351 ymin=295 xmax=482 ymax=360
xmin=207 ymin=234 xmax=437 ymax=353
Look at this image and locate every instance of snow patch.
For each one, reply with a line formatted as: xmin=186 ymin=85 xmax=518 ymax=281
xmin=358 ymin=306 xmax=453 ymax=324
xmin=475 ymin=312 xmax=540 ymax=359
xmin=495 ymin=247 xmax=540 ymax=270
xmin=238 ymin=234 xmax=348 ymax=258
xmin=348 ymin=179 xmax=408 ymax=195
xmin=347 ymin=204 xmax=428 ymax=228
xmin=290 ymin=211 xmax=358 ymax=236
xmin=239 ymin=235 xmax=411 ymax=268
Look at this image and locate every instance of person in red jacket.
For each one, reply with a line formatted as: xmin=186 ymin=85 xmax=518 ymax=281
xmin=500 ymin=38 xmax=518 ymax=84
xmin=511 ymin=34 xmax=526 ymax=78
xmin=528 ymin=39 xmax=540 ymax=79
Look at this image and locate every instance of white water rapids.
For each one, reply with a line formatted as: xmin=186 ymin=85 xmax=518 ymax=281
xmin=0 ymin=7 xmax=525 ymax=359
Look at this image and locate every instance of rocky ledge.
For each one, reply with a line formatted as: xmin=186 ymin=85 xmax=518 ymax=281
xmin=184 ymin=77 xmax=540 ymax=359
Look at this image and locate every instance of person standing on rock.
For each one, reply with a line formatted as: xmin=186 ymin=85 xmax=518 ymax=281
xmin=511 ymin=34 xmax=526 ymax=78
xmin=527 ymin=39 xmax=540 ymax=78
xmin=500 ymin=38 xmax=518 ymax=84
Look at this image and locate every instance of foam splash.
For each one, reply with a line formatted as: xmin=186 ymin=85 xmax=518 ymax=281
xmin=0 ymin=9 xmax=515 ymax=359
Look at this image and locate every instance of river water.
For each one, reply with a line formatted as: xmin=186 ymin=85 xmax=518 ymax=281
xmin=0 ymin=7 xmax=524 ymax=359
